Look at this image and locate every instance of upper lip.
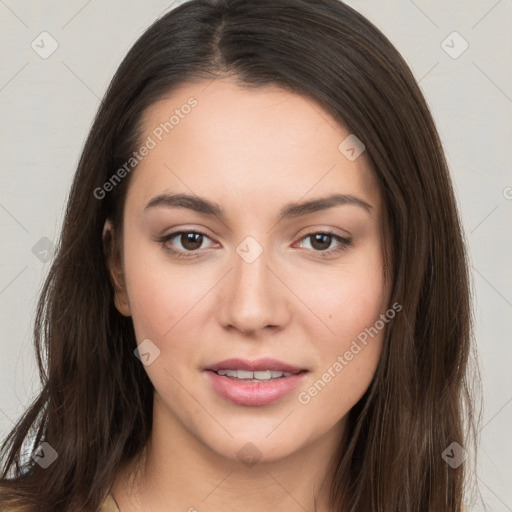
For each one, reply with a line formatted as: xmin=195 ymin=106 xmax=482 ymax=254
xmin=205 ymin=358 xmax=307 ymax=374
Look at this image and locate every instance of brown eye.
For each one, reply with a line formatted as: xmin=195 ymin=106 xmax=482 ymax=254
xmin=158 ymin=230 xmax=217 ymax=259
xmin=309 ymin=233 xmax=333 ymax=251
xmin=297 ymin=231 xmax=352 ymax=256
xmin=180 ymin=232 xmax=204 ymax=251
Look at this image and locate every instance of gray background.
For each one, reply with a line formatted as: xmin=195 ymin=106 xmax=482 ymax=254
xmin=0 ymin=1 xmax=511 ymax=510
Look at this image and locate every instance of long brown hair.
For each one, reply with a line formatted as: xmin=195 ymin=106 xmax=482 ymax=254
xmin=0 ymin=0 xmax=480 ymax=510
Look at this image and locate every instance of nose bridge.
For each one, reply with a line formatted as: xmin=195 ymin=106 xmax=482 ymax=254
xmin=218 ymin=235 xmax=290 ymax=333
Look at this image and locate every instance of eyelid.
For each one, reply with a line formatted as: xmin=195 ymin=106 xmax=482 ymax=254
xmin=294 ymin=224 xmax=352 ymax=239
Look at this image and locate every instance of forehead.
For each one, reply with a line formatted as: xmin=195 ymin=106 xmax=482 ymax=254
xmin=128 ymin=79 xmax=380 ymax=213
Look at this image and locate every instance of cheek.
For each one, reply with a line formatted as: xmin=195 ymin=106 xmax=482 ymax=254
xmin=329 ymin=278 xmax=386 ymax=345
xmin=124 ymin=266 xmax=176 ymax=342
xmin=293 ymin=247 xmax=387 ymax=415
xmin=122 ymin=238 xmax=209 ymax=343
xmin=298 ymin=344 xmax=381 ymax=434
xmin=295 ymin=283 xmax=386 ymax=431
xmin=122 ymin=243 xmax=213 ymax=402
xmin=296 ymin=243 xmax=387 ymax=342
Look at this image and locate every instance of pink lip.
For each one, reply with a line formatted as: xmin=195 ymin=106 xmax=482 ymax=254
xmin=204 ymin=358 xmax=308 ymax=407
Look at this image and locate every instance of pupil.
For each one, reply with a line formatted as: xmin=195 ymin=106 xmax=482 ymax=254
xmin=182 ymin=233 xmax=203 ymax=250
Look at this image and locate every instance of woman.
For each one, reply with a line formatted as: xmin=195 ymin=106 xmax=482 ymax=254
xmin=0 ymin=0 xmax=478 ymax=510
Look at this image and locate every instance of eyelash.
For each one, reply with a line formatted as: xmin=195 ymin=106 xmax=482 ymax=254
xmin=157 ymin=230 xmax=352 ymax=260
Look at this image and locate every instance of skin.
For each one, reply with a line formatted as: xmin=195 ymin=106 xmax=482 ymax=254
xmin=107 ymin=79 xmax=391 ymax=512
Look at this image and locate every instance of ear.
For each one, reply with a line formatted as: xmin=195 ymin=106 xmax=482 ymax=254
xmin=102 ymin=219 xmax=131 ymax=317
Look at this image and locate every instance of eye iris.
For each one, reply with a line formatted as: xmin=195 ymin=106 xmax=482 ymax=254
xmin=311 ymin=234 xmax=332 ymax=251
xmin=181 ymin=233 xmax=203 ymax=250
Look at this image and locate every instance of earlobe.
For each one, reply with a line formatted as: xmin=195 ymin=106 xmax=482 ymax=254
xmin=102 ymin=219 xmax=131 ymax=317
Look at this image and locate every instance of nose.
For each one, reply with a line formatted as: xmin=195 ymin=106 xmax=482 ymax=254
xmin=217 ymin=242 xmax=291 ymax=335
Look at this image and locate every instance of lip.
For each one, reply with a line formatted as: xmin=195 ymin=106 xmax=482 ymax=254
xmin=205 ymin=357 xmax=306 ymax=374
xmin=204 ymin=358 xmax=308 ymax=407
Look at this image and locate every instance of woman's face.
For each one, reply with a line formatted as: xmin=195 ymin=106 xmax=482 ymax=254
xmin=110 ymin=79 xmax=391 ymax=463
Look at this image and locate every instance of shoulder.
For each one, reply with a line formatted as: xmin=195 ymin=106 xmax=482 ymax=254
xmin=99 ymin=493 xmax=120 ymax=512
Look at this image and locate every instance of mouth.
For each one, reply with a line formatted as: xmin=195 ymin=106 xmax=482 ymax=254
xmin=211 ymin=369 xmax=300 ymax=381
xmin=204 ymin=358 xmax=309 ymax=406
xmin=205 ymin=357 xmax=307 ymax=375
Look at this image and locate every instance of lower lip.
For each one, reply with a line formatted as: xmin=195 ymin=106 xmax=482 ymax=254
xmin=204 ymin=370 xmax=308 ymax=406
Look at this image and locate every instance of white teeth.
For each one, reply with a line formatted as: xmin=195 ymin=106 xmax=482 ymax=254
xmin=253 ymin=370 xmax=272 ymax=380
xmin=216 ymin=369 xmax=293 ymax=380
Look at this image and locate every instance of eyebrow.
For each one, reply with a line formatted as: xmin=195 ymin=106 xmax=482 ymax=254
xmin=144 ymin=192 xmax=373 ymax=220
